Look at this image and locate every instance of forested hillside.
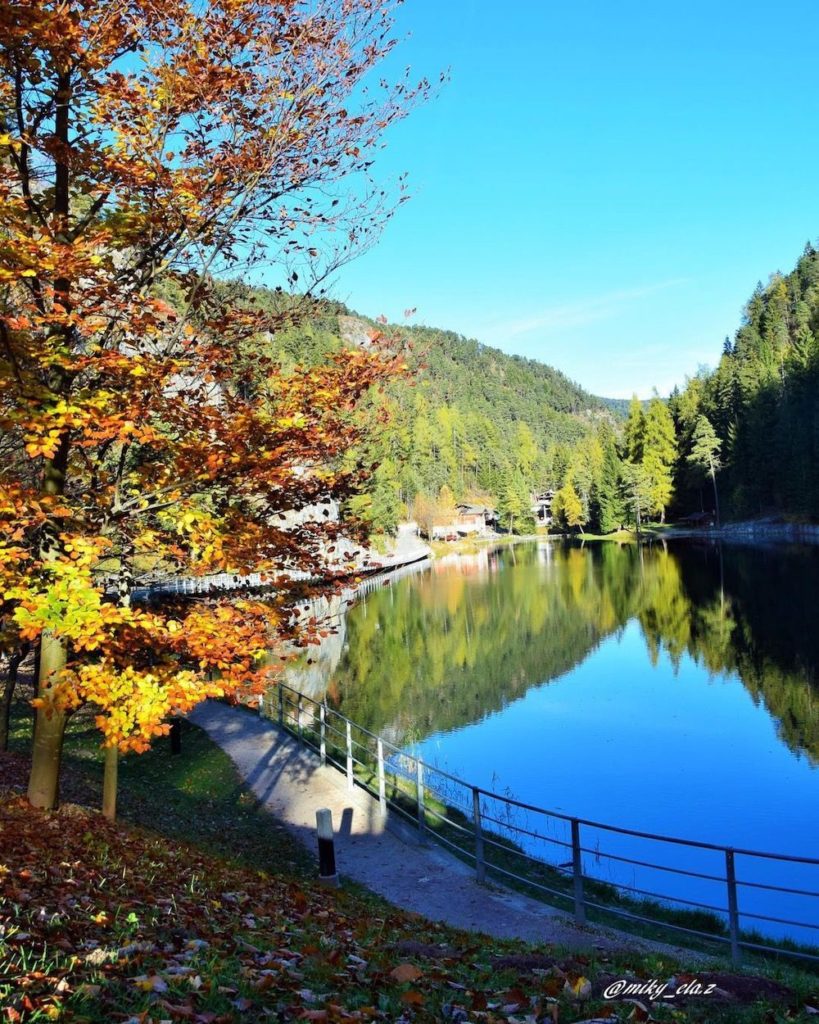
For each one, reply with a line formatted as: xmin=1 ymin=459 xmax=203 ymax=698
xmin=215 ymin=279 xmax=616 ymax=532
xmin=219 ymin=242 xmax=819 ymax=537
xmin=350 ymin=319 xmax=616 ymax=530
xmin=670 ymin=243 xmax=819 ymax=520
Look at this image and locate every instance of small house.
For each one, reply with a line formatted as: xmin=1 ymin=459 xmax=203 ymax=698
xmin=455 ymin=503 xmax=498 ymax=536
xmin=531 ymin=490 xmax=555 ymax=524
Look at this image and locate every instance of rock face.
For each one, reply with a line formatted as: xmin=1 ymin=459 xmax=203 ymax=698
xmin=338 ymin=315 xmax=378 ymax=349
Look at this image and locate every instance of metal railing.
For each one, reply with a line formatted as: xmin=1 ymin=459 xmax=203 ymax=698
xmin=265 ymin=680 xmax=819 ymax=967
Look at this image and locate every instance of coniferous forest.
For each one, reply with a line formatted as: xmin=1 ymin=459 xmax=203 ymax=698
xmin=670 ymin=243 xmax=819 ymax=521
xmin=236 ymin=242 xmax=819 ymax=535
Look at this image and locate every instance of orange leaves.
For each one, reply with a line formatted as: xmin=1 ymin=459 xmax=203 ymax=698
xmin=0 ymin=0 xmax=424 ymax=772
xmin=389 ymin=963 xmax=423 ymax=983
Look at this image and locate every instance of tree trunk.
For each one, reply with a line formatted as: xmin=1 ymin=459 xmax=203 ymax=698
xmin=170 ymin=718 xmax=182 ymax=755
xmin=26 ymin=68 xmax=75 ymax=811
xmin=102 ymin=743 xmax=118 ymax=821
xmin=1 ymin=647 xmax=27 ymax=752
xmin=27 ymin=631 xmax=68 ymax=809
xmin=711 ymin=468 xmax=721 ymax=529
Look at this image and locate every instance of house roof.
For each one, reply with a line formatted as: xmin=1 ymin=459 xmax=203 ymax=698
xmin=456 ymin=503 xmax=496 ymax=516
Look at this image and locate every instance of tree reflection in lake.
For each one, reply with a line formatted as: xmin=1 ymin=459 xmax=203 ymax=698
xmin=277 ymin=539 xmax=819 ymax=943
xmin=285 ymin=541 xmax=819 ymax=768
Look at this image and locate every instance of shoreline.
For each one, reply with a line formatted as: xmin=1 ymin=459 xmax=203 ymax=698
xmin=642 ymin=518 xmax=819 ymax=547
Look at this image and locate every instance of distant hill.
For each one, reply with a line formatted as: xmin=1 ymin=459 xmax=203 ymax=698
xmin=211 ymin=279 xmax=617 ymax=531
xmin=598 ymin=396 xmax=632 ymax=418
xmin=341 ymin=316 xmax=611 ymax=450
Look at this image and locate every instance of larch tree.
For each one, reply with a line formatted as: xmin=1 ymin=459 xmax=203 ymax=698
xmin=0 ymin=0 xmax=431 ymax=810
xmin=642 ymin=396 xmax=677 ymax=522
xmin=552 ymin=477 xmax=585 ymax=534
xmin=623 ymin=395 xmax=645 ymax=463
xmin=498 ymin=469 xmax=529 ymax=535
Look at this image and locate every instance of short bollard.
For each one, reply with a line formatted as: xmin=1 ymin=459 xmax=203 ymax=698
xmin=316 ymin=808 xmax=340 ymax=888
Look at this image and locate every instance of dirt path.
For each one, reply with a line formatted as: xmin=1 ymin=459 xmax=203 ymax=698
xmin=190 ymin=701 xmax=708 ymax=959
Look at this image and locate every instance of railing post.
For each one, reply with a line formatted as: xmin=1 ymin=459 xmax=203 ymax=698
xmin=416 ymin=758 xmax=425 ymax=840
xmin=320 ymin=704 xmax=326 ymax=766
xmin=377 ymin=738 xmax=387 ymax=818
xmin=725 ymin=848 xmax=741 ymax=967
xmin=571 ymin=819 xmax=586 ymax=925
xmin=473 ymin=787 xmax=485 ymax=884
xmin=297 ymin=693 xmax=303 ymax=744
xmin=345 ymin=720 xmax=354 ymax=790
xmin=278 ymin=685 xmax=284 ymax=727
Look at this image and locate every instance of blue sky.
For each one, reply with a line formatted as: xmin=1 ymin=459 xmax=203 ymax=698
xmin=318 ymin=1 xmax=819 ymax=399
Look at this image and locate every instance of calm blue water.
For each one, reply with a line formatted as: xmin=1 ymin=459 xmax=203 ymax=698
xmin=287 ymin=540 xmax=819 ymax=946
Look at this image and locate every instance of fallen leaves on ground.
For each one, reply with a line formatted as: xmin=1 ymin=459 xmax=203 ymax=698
xmin=1 ymin=790 xmax=815 ymax=1024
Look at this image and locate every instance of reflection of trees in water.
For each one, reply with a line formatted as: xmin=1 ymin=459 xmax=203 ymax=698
xmin=303 ymin=542 xmax=819 ymax=764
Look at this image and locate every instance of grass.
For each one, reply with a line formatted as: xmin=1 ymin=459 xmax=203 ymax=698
xmin=4 ymin=700 xmax=819 ymax=1022
xmin=575 ymin=529 xmax=638 ymax=542
xmin=428 ymin=533 xmax=543 ymax=558
xmin=6 ymin=699 xmax=312 ymax=879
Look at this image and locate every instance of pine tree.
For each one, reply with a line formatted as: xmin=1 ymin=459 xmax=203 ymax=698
xmin=687 ymin=416 xmax=722 ymax=526
xmin=592 ymin=425 xmax=625 ymax=533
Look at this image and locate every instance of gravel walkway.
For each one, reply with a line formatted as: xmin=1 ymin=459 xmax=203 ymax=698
xmin=190 ymin=700 xmax=702 ymax=957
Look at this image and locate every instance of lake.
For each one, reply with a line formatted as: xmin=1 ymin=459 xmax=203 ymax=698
xmin=278 ymin=539 xmax=819 ymax=946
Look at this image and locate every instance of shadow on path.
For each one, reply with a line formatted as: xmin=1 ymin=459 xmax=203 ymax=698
xmin=190 ymin=700 xmax=695 ymax=956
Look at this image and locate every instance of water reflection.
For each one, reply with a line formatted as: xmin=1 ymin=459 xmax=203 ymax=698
xmin=287 ymin=541 xmax=819 ymax=768
xmin=275 ymin=540 xmax=819 ymax=944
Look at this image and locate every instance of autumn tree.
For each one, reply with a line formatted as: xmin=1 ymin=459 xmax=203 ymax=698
xmin=642 ymin=396 xmax=677 ymax=522
xmin=552 ymin=477 xmax=585 ymax=534
xmin=0 ymin=0 xmax=430 ymax=810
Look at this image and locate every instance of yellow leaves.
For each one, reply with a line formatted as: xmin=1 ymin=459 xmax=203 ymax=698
xmin=563 ymin=975 xmax=592 ymax=1000
xmin=87 ymin=661 xmax=224 ymax=752
xmin=179 ymin=510 xmax=199 ymax=532
xmin=132 ymin=974 xmax=168 ymax=993
xmin=6 ymin=536 xmax=117 ymax=646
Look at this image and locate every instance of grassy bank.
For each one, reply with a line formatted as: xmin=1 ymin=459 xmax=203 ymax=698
xmin=428 ymin=533 xmax=545 ymax=558
xmin=3 ymin=704 xmax=819 ymax=1022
